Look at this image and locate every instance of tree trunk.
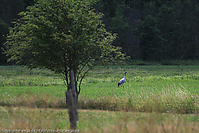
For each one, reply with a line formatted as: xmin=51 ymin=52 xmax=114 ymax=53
xmin=65 ymin=71 xmax=78 ymax=130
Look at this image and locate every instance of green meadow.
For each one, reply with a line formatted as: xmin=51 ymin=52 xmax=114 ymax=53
xmin=0 ymin=65 xmax=199 ymax=132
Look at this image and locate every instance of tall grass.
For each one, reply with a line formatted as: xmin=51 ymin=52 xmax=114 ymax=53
xmin=0 ymin=84 xmax=198 ymax=114
xmin=79 ymin=84 xmax=198 ymax=114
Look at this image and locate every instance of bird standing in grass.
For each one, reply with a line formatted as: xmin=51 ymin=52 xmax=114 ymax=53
xmin=118 ymin=72 xmax=127 ymax=87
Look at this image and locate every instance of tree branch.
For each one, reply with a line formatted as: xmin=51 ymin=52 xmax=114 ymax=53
xmin=78 ymin=61 xmax=98 ymax=94
xmin=76 ymin=56 xmax=92 ymax=81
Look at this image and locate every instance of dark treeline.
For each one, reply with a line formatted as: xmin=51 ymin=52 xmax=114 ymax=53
xmin=0 ymin=0 xmax=35 ymax=64
xmin=97 ymin=0 xmax=199 ymax=61
xmin=1 ymin=0 xmax=199 ymax=64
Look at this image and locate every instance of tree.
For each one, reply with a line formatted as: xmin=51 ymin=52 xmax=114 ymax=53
xmin=135 ymin=15 xmax=163 ymax=61
xmin=5 ymin=0 xmax=125 ymax=96
xmin=4 ymin=0 xmax=126 ymax=128
xmin=109 ymin=2 xmax=130 ymax=51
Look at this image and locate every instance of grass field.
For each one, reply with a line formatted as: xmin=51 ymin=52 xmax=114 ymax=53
xmin=0 ymin=65 xmax=199 ymax=132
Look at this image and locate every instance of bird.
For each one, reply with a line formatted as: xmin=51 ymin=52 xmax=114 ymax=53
xmin=118 ymin=72 xmax=127 ymax=87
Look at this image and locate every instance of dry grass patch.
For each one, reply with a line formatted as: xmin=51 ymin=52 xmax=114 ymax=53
xmin=83 ymin=112 xmax=199 ymax=133
xmin=0 ymin=107 xmax=198 ymax=133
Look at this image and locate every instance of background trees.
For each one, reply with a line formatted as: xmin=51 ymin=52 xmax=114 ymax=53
xmin=97 ymin=0 xmax=199 ymax=60
xmin=135 ymin=15 xmax=164 ymax=61
xmin=1 ymin=0 xmax=199 ymax=63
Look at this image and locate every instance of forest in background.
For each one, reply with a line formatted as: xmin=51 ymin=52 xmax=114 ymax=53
xmin=1 ymin=0 xmax=199 ymax=64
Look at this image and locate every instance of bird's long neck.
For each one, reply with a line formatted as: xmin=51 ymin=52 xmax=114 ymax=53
xmin=124 ymin=74 xmax=126 ymax=80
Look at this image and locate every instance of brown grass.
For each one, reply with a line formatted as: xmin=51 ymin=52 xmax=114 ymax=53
xmin=0 ymin=106 xmax=199 ymax=133
xmin=82 ymin=113 xmax=199 ymax=133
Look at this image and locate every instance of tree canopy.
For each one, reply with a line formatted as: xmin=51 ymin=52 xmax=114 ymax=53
xmin=4 ymin=0 xmax=126 ymax=96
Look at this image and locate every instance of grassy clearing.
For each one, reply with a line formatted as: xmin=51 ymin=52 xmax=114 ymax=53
xmin=0 ymin=65 xmax=199 ymax=113
xmin=0 ymin=65 xmax=199 ymax=132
